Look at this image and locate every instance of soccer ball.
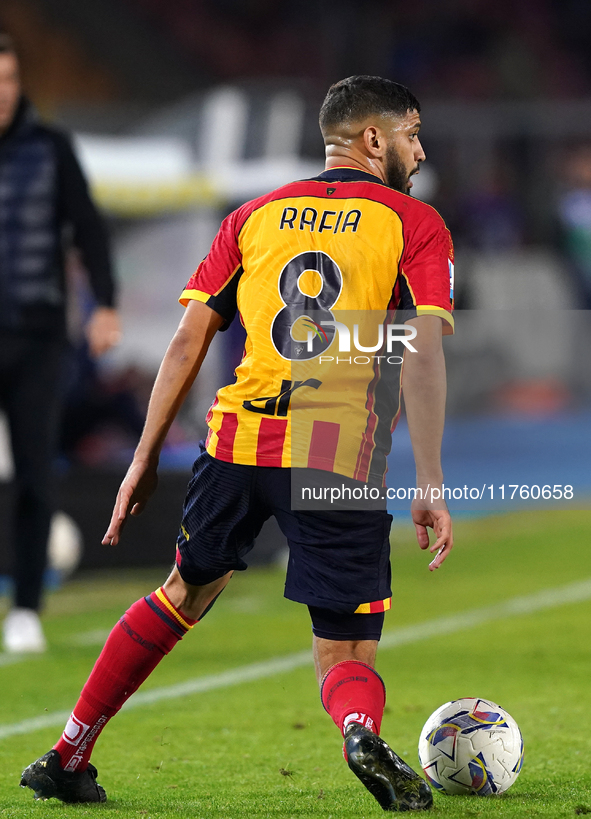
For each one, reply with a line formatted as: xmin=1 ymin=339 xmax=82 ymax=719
xmin=418 ymin=698 xmax=523 ymax=796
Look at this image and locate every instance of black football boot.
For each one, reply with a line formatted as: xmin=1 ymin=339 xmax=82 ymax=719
xmin=20 ymin=750 xmax=106 ymax=803
xmin=344 ymin=724 xmax=433 ymax=811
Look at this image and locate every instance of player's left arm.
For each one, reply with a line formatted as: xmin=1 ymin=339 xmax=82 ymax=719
xmin=102 ymin=300 xmax=224 ymax=546
xmin=402 ymin=314 xmax=453 ymax=570
xmin=399 ymin=207 xmax=455 ymax=570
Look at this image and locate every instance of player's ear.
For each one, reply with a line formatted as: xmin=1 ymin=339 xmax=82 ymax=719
xmin=363 ymin=125 xmax=383 ymax=157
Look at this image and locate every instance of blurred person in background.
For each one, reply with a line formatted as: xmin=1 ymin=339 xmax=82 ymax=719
xmin=558 ymin=144 xmax=591 ymax=308
xmin=0 ymin=34 xmax=120 ymax=653
xmin=461 ymin=165 xmax=524 ymax=254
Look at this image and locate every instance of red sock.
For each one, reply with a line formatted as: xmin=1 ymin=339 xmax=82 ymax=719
xmin=54 ymin=588 xmax=196 ymax=772
xmin=321 ymin=660 xmax=386 ymax=736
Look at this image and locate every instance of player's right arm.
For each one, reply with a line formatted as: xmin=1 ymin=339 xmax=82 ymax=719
xmin=102 ymin=300 xmax=224 ymax=546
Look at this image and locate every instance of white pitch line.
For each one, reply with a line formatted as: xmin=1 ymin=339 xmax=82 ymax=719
xmin=68 ymin=628 xmax=112 ymax=647
xmin=0 ymin=654 xmax=39 ymax=669
xmin=1 ymin=577 xmax=590 ymax=742
xmin=379 ymin=578 xmax=591 ymax=650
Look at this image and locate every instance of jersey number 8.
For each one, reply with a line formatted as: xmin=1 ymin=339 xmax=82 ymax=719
xmin=271 ymin=251 xmax=342 ymax=361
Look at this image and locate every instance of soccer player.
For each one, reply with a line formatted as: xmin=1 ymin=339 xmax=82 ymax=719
xmin=21 ymin=76 xmax=454 ymax=812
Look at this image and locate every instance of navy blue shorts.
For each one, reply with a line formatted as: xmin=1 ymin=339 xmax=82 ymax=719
xmin=175 ymin=450 xmax=392 ymax=614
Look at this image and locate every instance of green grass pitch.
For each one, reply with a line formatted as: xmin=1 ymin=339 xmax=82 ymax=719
xmin=1 ymin=509 xmax=591 ymax=818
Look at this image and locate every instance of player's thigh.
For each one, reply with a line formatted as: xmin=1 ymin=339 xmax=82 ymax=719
xmin=175 ymin=451 xmax=272 ymax=585
xmin=273 ymin=501 xmax=393 ymax=613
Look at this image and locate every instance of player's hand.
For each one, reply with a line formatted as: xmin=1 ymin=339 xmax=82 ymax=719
xmin=86 ymin=307 xmax=122 ymax=358
xmin=102 ymin=459 xmax=158 ymax=546
xmin=411 ymin=500 xmax=453 ymax=571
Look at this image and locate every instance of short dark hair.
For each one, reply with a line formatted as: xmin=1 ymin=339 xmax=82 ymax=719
xmin=0 ymin=33 xmax=16 ymax=55
xmin=319 ymin=75 xmax=420 ymax=133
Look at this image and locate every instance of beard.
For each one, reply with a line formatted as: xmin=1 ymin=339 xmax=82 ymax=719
xmin=385 ymin=145 xmax=413 ymax=194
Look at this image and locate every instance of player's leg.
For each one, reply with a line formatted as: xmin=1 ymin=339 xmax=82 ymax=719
xmin=310 ymin=609 xmax=385 ymax=736
xmin=20 ymin=452 xmax=269 ymax=803
xmin=2 ymin=336 xmax=65 ymax=653
xmin=271 ymin=474 xmax=432 ymax=812
xmin=19 ymin=569 xmax=232 ymax=803
xmin=162 ymin=563 xmax=232 ymax=618
xmin=51 ymin=566 xmax=232 ymax=765
xmin=311 ymin=614 xmax=432 ymax=813
xmin=312 ymin=633 xmax=377 ymax=683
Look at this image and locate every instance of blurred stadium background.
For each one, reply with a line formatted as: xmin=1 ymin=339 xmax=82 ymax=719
xmin=1 ymin=0 xmax=591 ymax=580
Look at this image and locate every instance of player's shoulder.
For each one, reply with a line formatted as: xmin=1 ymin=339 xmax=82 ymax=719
xmin=237 ymin=179 xmax=320 ymax=216
xmin=224 ymin=178 xmax=323 ymax=235
xmin=379 ymin=187 xmax=447 ymax=232
xmin=225 ymin=176 xmax=449 ymax=238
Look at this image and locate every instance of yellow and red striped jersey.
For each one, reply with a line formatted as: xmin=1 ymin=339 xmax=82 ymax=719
xmin=180 ymin=167 xmax=454 ymax=482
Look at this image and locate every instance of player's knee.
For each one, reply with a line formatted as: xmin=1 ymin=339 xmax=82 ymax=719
xmin=163 ymin=567 xmax=232 ymax=620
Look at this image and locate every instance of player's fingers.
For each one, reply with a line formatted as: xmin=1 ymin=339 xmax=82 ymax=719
xmin=116 ymin=488 xmax=134 ymax=520
xmin=429 ymin=515 xmax=452 ymax=552
xmin=429 ymin=529 xmax=448 ymax=553
xmin=101 ymin=487 xmax=132 ymax=545
xmin=428 ymin=521 xmax=453 ymax=569
xmin=102 ymin=505 xmax=126 ymax=543
xmin=428 ymin=540 xmax=452 ymax=571
xmin=102 ymin=519 xmax=120 ymax=546
xmin=130 ymin=501 xmax=145 ymax=516
xmin=103 ymin=506 xmax=132 ymax=544
xmin=414 ymin=522 xmax=430 ymax=550
xmin=102 ymin=504 xmax=122 ymax=544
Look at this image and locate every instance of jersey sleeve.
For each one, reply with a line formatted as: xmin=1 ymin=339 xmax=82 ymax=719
xmin=179 ymin=210 xmax=243 ymax=330
xmin=397 ymin=207 xmax=454 ymax=334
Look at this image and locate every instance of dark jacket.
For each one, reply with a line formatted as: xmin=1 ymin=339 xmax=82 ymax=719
xmin=0 ymin=98 xmax=115 ymax=334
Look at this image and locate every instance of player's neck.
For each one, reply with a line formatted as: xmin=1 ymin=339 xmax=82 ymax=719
xmin=324 ymin=153 xmax=385 ymax=183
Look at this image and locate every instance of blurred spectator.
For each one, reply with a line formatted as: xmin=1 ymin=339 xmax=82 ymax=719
xmin=557 ymin=144 xmax=591 ymax=308
xmin=0 ymin=34 xmax=121 ymax=653
xmin=461 ymin=165 xmax=524 ymax=252
xmin=60 ymin=352 xmax=145 ymax=468
xmin=123 ymin=0 xmax=590 ymax=97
